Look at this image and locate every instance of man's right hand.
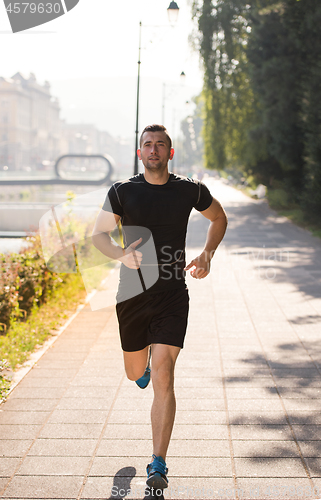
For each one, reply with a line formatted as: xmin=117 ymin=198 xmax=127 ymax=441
xmin=119 ymin=238 xmax=143 ymax=269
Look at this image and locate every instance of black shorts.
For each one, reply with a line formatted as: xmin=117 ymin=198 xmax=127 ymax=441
xmin=116 ymin=288 xmax=189 ymax=352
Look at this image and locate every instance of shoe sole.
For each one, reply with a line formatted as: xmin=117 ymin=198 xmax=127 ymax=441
xmin=146 ymin=472 xmax=168 ymax=489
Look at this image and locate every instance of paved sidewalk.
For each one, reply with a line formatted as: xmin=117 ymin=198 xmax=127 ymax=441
xmin=1 ymin=179 xmax=321 ymax=500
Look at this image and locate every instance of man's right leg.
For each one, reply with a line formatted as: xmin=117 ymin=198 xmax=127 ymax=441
xmin=123 ymin=346 xmax=150 ymax=381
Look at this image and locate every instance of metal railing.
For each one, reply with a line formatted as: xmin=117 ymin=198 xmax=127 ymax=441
xmin=0 ymin=154 xmax=114 ymax=185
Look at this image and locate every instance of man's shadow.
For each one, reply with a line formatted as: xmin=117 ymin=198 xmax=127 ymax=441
xmin=107 ymin=467 xmax=163 ymax=500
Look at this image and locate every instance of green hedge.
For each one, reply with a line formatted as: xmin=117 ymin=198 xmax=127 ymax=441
xmin=0 ymin=235 xmax=63 ymax=333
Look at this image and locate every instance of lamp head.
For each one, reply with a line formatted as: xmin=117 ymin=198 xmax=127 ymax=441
xmin=167 ymin=1 xmax=179 ymax=24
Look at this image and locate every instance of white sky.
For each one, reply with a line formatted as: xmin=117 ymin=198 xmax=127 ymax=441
xmin=0 ymin=0 xmax=204 ymax=138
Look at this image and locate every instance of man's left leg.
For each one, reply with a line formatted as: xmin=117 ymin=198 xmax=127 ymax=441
xmin=145 ymin=343 xmax=180 ymax=490
xmin=150 ymin=343 xmax=180 ymax=459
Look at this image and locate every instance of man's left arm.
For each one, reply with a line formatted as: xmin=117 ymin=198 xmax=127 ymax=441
xmin=184 ymin=197 xmax=228 ymax=279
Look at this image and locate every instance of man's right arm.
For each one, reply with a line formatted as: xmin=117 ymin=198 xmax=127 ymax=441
xmin=92 ymin=210 xmax=142 ymax=269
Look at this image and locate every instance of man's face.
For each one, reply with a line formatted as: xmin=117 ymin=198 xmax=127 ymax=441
xmin=137 ymin=131 xmax=174 ymax=172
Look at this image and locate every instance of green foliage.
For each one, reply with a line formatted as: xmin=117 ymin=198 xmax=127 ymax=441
xmin=247 ymin=1 xmax=305 ymax=192
xmin=193 ymin=0 xmax=264 ymax=171
xmin=0 ymin=235 xmax=63 ymax=332
xmin=193 ymin=0 xmax=321 ymax=217
xmin=267 ymin=188 xmax=290 ymax=209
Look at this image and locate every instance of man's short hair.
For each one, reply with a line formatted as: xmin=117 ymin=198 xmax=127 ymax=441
xmin=139 ymin=124 xmax=172 ymax=150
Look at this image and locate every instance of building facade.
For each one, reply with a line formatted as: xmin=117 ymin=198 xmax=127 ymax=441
xmin=0 ymin=72 xmax=61 ymax=171
xmin=0 ymin=72 xmax=131 ymax=176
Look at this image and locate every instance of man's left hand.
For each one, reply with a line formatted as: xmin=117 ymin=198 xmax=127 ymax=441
xmin=184 ymin=251 xmax=211 ymax=279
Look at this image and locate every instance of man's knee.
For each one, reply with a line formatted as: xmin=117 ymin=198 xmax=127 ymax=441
xmin=151 ymin=364 xmax=175 ymax=391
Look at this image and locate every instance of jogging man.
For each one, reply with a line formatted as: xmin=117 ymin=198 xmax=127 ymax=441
xmin=92 ymin=124 xmax=228 ymax=492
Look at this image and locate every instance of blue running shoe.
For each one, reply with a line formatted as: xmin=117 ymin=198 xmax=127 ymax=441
xmin=146 ymin=454 xmax=168 ymax=489
xmin=135 ymin=347 xmax=151 ymax=389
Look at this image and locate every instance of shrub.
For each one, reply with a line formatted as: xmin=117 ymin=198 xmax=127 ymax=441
xmin=0 ymin=235 xmax=63 ymax=333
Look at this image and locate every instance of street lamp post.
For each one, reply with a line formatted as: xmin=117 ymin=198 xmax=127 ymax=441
xmin=134 ymin=21 xmax=142 ymax=177
xmin=133 ymin=2 xmax=180 ymax=175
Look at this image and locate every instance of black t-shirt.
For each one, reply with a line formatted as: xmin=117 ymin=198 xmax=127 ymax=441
xmin=102 ymin=173 xmax=213 ymax=296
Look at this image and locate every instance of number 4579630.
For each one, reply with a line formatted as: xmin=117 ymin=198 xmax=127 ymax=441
xmin=5 ymin=3 xmax=59 ymax=14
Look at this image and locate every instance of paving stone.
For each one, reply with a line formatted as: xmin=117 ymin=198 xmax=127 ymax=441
xmin=75 ymin=367 xmax=124 ymax=377
xmin=224 ymin=378 xmax=279 ymax=388
xmin=175 ymin=410 xmax=227 ymax=425
xmin=282 ymin=399 xmax=321 ymax=411
xmin=89 ymin=456 xmax=233 ymax=478
xmin=229 ymin=425 xmax=293 ymax=441
xmin=17 ymin=456 xmax=91 ymax=475
xmin=0 ymin=398 xmax=60 ymax=411
xmin=228 ymin=411 xmax=288 ymax=426
xmin=17 ymin=377 xmax=74 ymax=388
xmin=175 ymin=366 xmax=222 ymax=376
xmin=305 ymin=458 xmax=321 ymax=478
xmin=174 ymin=377 xmax=224 ymax=388
xmin=0 ymin=410 xmax=50 ymax=425
xmin=309 ymin=478 xmax=321 ymax=497
xmin=96 ymin=439 xmax=152 ymax=458
xmin=103 ymin=424 xmax=229 ymax=440
xmin=0 ymin=457 xmax=21 ymax=477
xmin=236 ymin=478 xmax=314 ymax=499
xmin=274 ymin=378 xmax=321 ymax=388
xmin=25 ymin=368 xmax=79 ymax=379
xmin=277 ymin=387 xmax=321 ymax=398
xmin=2 ymin=475 xmax=83 ymax=498
xmin=47 ymin=409 xmax=110 ymax=424
xmin=56 ymin=397 xmax=114 ymax=410
xmin=39 ymin=423 xmax=104 ymax=439
xmin=272 ymin=368 xmax=321 ymax=378
xmin=28 ymin=438 xmax=97 ymax=457
xmin=234 ymin=457 xmax=308 ymax=477
xmin=164 ymin=478 xmax=238 ymax=500
xmin=296 ymin=441 xmax=321 ymax=458
xmin=63 ymin=386 xmax=117 ymax=399
xmin=225 ymin=388 xmax=278 ymax=399
xmin=112 ymin=396 xmax=225 ymax=411
xmin=10 ymin=387 xmax=65 ymax=399
xmin=232 ymin=440 xmax=300 ymax=458
xmin=292 ymin=425 xmax=321 ymax=441
xmin=0 ymin=440 xmax=32 ymax=457
xmin=0 ymin=425 xmax=42 ymax=440
xmin=227 ymin=399 xmax=284 ymax=412
xmin=118 ymin=386 xmax=224 ymax=399
xmin=36 ymin=352 xmax=86 ymax=362
xmin=108 ymin=410 xmax=227 ymax=426
xmin=0 ymin=477 xmax=10 ymax=492
xmin=70 ymin=376 xmax=121 ymax=387
xmin=287 ymin=411 xmax=321 ymax=425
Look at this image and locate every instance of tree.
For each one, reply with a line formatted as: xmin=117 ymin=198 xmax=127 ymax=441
xmin=247 ymin=1 xmax=305 ymax=195
xmin=193 ymin=0 xmax=264 ymax=171
xmin=194 ymin=0 xmax=321 ymax=217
